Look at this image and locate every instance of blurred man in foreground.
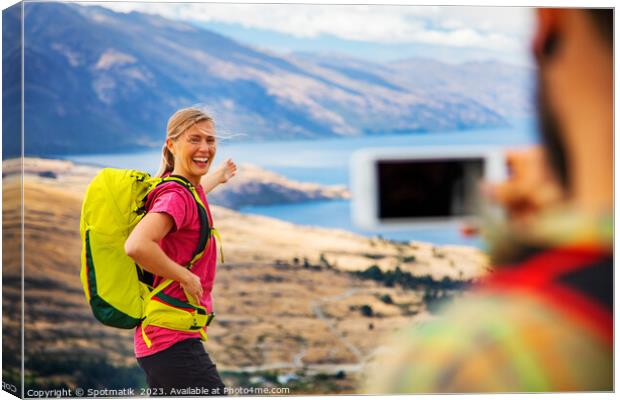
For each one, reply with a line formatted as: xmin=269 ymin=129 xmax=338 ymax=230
xmin=365 ymin=9 xmax=612 ymax=392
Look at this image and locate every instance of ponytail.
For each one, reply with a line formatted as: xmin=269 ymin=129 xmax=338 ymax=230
xmin=156 ymin=144 xmax=175 ymax=177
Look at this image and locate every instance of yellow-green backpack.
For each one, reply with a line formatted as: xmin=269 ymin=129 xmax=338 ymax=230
xmin=79 ymin=168 xmax=217 ymax=347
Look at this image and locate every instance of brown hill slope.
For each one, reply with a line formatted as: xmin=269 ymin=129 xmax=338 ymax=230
xmin=3 ymin=159 xmax=489 ymax=393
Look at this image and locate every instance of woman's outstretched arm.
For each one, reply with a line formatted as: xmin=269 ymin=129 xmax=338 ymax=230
xmin=125 ymin=212 xmax=203 ymax=299
xmin=201 ymin=158 xmax=237 ymax=194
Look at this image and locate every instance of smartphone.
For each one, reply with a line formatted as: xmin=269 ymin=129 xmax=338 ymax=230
xmin=350 ymin=146 xmax=507 ymax=229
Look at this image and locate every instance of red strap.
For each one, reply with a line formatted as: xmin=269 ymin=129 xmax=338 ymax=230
xmin=484 ymin=245 xmax=607 ymax=287
xmin=481 ymin=246 xmax=612 ymax=346
xmin=544 ymin=283 xmax=613 ymax=344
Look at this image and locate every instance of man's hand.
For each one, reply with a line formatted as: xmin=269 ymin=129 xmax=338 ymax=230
xmin=487 ymin=146 xmax=564 ymax=225
xmin=460 ymin=146 xmax=564 ymax=236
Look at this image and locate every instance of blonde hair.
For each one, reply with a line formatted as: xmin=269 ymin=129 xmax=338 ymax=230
xmin=156 ymin=107 xmax=213 ymax=177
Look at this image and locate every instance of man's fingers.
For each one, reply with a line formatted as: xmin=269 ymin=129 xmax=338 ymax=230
xmin=483 ymin=181 xmax=524 ymax=206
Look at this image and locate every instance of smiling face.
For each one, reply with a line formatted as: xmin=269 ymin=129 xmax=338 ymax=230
xmin=167 ymin=119 xmax=217 ymax=186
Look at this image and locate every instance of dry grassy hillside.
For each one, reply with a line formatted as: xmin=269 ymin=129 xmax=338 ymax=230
xmin=3 ymin=175 xmax=23 ymax=390
xmin=3 ymin=158 xmax=490 ymax=393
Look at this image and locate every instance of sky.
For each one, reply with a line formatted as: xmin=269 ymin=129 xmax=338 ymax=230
xmin=84 ymin=1 xmax=536 ymax=65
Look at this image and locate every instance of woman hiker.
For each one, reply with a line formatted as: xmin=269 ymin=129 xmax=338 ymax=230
xmin=125 ymin=107 xmax=236 ymax=395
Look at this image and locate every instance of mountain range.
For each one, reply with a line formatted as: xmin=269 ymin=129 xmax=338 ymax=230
xmin=3 ymin=2 xmax=534 ymax=157
xmin=208 ymin=164 xmax=349 ymax=209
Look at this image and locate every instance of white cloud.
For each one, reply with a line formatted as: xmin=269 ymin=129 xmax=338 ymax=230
xmin=83 ymin=2 xmax=533 ymax=51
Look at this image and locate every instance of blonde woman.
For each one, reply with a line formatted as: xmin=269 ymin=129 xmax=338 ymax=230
xmin=125 ymin=108 xmax=236 ymax=395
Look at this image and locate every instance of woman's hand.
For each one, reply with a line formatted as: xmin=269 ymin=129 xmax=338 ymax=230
xmin=126 ymin=213 xmax=205 ymax=299
xmin=215 ymin=158 xmax=237 ymax=184
xmin=180 ymin=269 xmax=204 ymax=301
xmin=201 ymin=158 xmax=237 ymax=194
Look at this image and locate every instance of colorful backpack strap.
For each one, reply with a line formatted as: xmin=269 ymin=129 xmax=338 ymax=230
xmin=135 ymin=263 xmax=155 ymax=289
xmin=483 ymin=246 xmax=613 ymax=346
xmin=139 ymin=175 xmax=221 ymax=347
xmin=160 ymin=175 xmax=211 ymax=266
xmin=211 ymin=227 xmax=224 ymax=263
xmin=163 ymin=175 xmax=225 ymax=263
xmin=135 ymin=176 xmax=210 ymax=287
xmin=141 ymin=276 xmax=214 ymax=347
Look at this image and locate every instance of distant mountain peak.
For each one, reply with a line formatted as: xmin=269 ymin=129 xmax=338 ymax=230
xmin=13 ymin=2 xmax=533 ymax=157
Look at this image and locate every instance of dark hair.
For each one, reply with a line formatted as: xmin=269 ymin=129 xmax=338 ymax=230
xmin=584 ymin=9 xmax=613 ymax=46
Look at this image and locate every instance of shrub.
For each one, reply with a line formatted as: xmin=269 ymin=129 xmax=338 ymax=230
xmin=360 ymin=305 xmax=373 ymax=317
xmin=400 ymin=255 xmax=416 ymax=263
xmin=359 ymin=265 xmax=383 ymax=280
xmin=379 ymin=294 xmax=393 ymax=304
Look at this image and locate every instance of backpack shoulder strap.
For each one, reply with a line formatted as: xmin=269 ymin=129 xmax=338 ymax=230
xmin=484 ymin=246 xmax=613 ymax=346
xmin=148 ymin=175 xmax=211 ymax=268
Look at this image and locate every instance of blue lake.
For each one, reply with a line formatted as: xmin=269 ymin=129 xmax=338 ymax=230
xmin=64 ymin=119 xmax=537 ymax=246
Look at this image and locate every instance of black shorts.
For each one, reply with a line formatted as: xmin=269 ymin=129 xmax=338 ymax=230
xmin=137 ymin=338 xmax=226 ymax=396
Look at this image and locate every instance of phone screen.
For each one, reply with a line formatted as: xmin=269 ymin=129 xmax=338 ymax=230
xmin=376 ymin=158 xmax=484 ymax=220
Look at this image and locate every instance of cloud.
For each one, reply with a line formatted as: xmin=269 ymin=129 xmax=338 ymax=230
xmin=84 ymin=2 xmax=532 ymax=51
